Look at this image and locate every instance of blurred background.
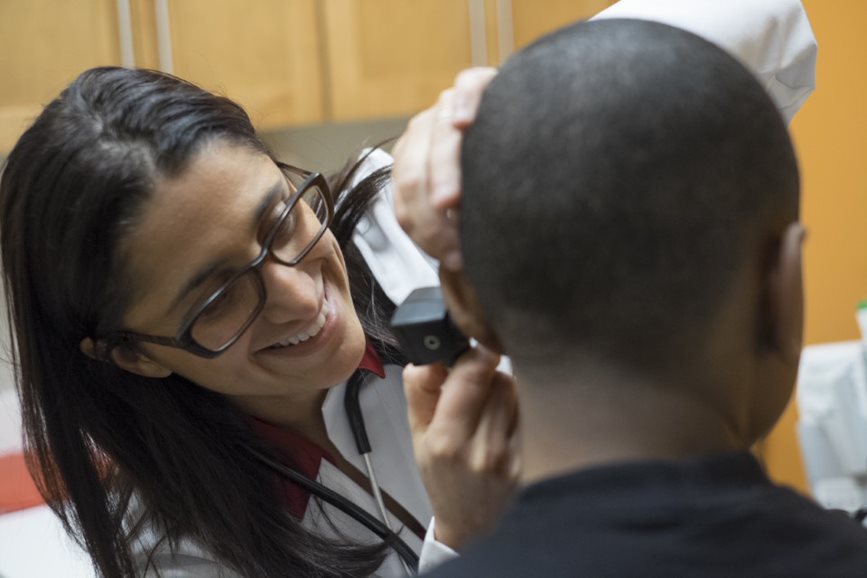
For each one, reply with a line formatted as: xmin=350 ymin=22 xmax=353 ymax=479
xmin=0 ymin=0 xmax=617 ymax=168
xmin=0 ymin=0 xmax=865 ymax=575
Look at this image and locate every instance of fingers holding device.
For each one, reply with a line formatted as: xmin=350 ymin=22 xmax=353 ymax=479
xmin=402 ymin=344 xmax=520 ymax=551
xmin=392 ymin=287 xmax=519 ymax=550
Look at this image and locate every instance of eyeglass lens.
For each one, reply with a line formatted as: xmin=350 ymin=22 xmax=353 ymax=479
xmin=189 ymin=185 xmax=329 ymax=351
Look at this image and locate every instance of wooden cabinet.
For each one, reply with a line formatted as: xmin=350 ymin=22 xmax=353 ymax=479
xmin=158 ymin=0 xmax=325 ymax=129
xmin=480 ymin=0 xmax=615 ymax=65
xmin=0 ymin=0 xmax=617 ymax=155
xmin=320 ymin=0 xmax=617 ymax=121
xmin=0 ymin=0 xmax=123 ymax=154
xmin=321 ymin=0 xmax=475 ymax=121
xmin=0 ymin=0 xmax=325 ymax=154
xmin=509 ymin=0 xmax=614 ymax=52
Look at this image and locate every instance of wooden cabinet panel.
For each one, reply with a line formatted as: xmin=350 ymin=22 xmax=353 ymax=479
xmin=510 ymin=0 xmax=614 ymax=52
xmin=0 ymin=0 xmax=122 ymax=153
xmin=164 ymin=0 xmax=324 ymax=129
xmin=0 ymin=0 xmax=619 ymax=154
xmin=322 ymin=0 xmax=474 ymax=121
xmin=129 ymin=0 xmax=160 ymax=70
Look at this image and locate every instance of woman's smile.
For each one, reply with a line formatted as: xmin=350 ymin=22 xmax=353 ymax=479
xmin=264 ymin=298 xmax=329 ymax=350
xmin=255 ymin=281 xmax=341 ymax=359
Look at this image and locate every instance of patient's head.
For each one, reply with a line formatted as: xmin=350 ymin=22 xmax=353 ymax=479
xmin=453 ymin=19 xmax=802 ymax=442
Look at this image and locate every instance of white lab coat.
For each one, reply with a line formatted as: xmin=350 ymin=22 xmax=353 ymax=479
xmin=127 ymin=1 xmax=817 ymax=576
xmin=593 ymin=0 xmax=817 ymax=124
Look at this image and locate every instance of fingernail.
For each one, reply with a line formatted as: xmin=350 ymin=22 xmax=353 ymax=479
xmin=436 ymin=105 xmax=454 ymax=124
xmin=442 ymin=251 xmax=463 ymax=271
xmin=473 ymin=344 xmax=501 ymax=367
xmin=454 ymin=94 xmax=473 ymax=125
xmin=433 ymin=183 xmax=455 ymax=205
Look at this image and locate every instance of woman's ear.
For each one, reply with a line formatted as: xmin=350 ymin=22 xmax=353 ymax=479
xmin=765 ymin=221 xmax=806 ymax=366
xmin=439 ymin=268 xmax=505 ymax=354
xmin=80 ymin=337 xmax=172 ymax=378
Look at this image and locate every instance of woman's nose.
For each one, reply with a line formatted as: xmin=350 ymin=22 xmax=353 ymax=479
xmin=259 ymin=259 xmax=320 ymax=324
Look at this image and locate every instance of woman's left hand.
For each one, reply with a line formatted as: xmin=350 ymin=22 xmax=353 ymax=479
xmin=392 ymin=67 xmax=497 ymax=272
xmin=403 ymin=346 xmax=520 ymax=550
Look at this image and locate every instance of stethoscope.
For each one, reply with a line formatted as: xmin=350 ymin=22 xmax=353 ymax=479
xmin=249 ymin=368 xmax=419 ymax=575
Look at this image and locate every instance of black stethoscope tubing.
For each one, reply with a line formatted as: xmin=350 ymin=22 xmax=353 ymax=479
xmin=251 ymin=369 xmax=420 ymax=574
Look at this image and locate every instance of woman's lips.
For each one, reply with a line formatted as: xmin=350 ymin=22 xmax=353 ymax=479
xmin=256 ymin=285 xmax=339 ymax=359
xmin=266 ymin=298 xmax=330 ymax=349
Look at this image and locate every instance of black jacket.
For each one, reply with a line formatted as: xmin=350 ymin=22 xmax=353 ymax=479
xmin=426 ymin=453 xmax=867 ymax=577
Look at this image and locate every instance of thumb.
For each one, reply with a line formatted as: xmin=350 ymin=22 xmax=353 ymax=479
xmin=403 ymin=363 xmax=449 ymax=434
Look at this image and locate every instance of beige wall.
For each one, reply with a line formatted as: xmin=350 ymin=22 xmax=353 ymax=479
xmin=761 ymin=0 xmax=867 ymax=492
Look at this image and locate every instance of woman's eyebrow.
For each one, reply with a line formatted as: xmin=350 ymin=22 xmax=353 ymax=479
xmin=165 ymin=178 xmax=285 ymax=317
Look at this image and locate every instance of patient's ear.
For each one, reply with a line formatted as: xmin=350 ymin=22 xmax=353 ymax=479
xmin=764 ymin=221 xmax=806 ymax=365
xmin=747 ymin=221 xmax=805 ymax=440
xmin=79 ymin=337 xmax=172 ymax=378
xmin=439 ymin=268 xmax=505 ymax=354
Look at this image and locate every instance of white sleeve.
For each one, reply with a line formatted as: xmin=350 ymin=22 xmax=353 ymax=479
xmin=418 ymin=517 xmax=459 ymax=574
xmin=592 ymin=0 xmax=817 ymax=123
xmin=348 ymin=149 xmax=439 ymax=306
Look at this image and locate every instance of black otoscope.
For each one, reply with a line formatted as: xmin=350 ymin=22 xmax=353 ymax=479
xmin=390 ymin=286 xmax=470 ymax=366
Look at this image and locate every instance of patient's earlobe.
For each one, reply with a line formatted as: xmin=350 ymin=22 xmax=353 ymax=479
xmin=439 ymin=268 xmax=505 ymax=354
xmin=766 ymin=222 xmax=806 ymax=365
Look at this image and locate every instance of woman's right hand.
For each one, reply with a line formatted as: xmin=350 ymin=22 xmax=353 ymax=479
xmin=392 ymin=67 xmax=497 ymax=272
xmin=403 ymin=346 xmax=520 ymax=550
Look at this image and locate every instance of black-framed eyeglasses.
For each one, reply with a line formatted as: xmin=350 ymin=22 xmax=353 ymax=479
xmin=99 ymin=163 xmax=334 ymax=360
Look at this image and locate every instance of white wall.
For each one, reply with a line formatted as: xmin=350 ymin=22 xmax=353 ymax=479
xmin=0 ymin=284 xmax=15 ymax=394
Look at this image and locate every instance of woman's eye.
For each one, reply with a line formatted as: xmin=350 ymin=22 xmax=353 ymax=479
xmin=259 ymin=198 xmax=291 ymax=240
xmin=273 ymin=211 xmax=297 ymax=245
xmin=199 ymin=290 xmax=232 ymax=320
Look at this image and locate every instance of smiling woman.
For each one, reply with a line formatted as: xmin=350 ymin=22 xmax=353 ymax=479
xmin=101 ymin=143 xmax=370 ymax=418
xmin=0 ymin=66 xmax=517 ymax=578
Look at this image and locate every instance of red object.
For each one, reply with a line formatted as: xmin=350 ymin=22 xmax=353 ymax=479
xmin=0 ymin=453 xmax=44 ymax=514
xmin=249 ymin=417 xmax=335 ymax=519
xmin=358 ymin=340 xmax=386 ymax=378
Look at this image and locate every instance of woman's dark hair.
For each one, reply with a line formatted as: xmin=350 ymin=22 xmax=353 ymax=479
xmin=0 ymin=67 xmax=404 ymax=577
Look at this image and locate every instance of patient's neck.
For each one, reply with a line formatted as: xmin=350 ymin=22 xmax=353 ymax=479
xmin=517 ymin=367 xmax=746 ymax=486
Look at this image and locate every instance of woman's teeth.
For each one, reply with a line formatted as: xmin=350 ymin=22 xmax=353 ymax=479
xmin=270 ymin=300 xmax=330 ymax=349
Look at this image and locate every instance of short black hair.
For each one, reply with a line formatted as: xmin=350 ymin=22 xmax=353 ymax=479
xmin=460 ymin=19 xmax=799 ymax=372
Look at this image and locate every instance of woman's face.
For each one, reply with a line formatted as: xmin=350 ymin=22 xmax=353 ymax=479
xmin=119 ymin=140 xmax=366 ymax=410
